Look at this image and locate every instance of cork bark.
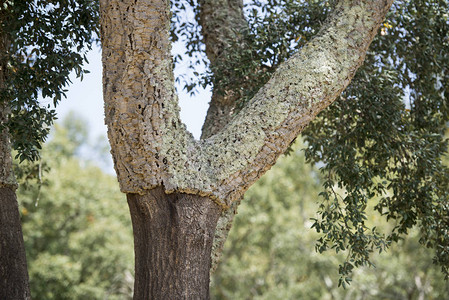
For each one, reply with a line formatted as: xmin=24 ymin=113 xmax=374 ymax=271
xmin=101 ymin=0 xmax=393 ymax=207
xmin=198 ymin=0 xmax=248 ymax=137
xmin=100 ymin=0 xmax=394 ymax=297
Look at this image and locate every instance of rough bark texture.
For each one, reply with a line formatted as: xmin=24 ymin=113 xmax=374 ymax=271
xmin=197 ymin=0 xmax=246 ymax=64
xmin=210 ymin=198 xmax=240 ymax=272
xmin=0 ymin=187 xmax=31 ymax=300
xmin=199 ymin=0 xmax=394 ymax=206
xmin=198 ymin=0 xmax=248 ymax=137
xmin=197 ymin=0 xmax=394 ymax=271
xmin=100 ymin=0 xmax=394 ymax=297
xmin=127 ymin=187 xmax=221 ymax=299
xmin=101 ymin=0 xmax=394 ymax=207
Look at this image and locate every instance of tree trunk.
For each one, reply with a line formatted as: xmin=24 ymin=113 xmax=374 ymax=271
xmin=0 ymin=187 xmax=31 ymax=300
xmin=127 ymin=187 xmax=222 ymax=299
xmin=0 ymin=28 xmax=31 ymax=298
xmin=100 ymin=0 xmax=393 ymax=298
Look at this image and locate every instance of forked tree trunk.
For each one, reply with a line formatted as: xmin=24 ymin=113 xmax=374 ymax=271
xmin=127 ymin=187 xmax=222 ymax=299
xmin=100 ymin=0 xmax=393 ymax=298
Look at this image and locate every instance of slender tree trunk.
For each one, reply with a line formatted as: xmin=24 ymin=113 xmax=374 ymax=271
xmin=0 ymin=28 xmax=31 ymax=299
xmin=0 ymin=187 xmax=31 ymax=300
xmin=0 ymin=107 xmax=31 ymax=299
xmin=127 ymin=187 xmax=222 ymax=300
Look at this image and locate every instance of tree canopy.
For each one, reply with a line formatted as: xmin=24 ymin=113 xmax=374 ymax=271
xmin=211 ymin=141 xmax=449 ymax=299
xmin=172 ymin=0 xmax=449 ymax=283
xmin=19 ymin=116 xmax=449 ymax=298
xmin=2 ymin=0 xmax=448 ymax=296
xmin=16 ymin=114 xmax=134 ymax=299
xmin=0 ymin=0 xmax=98 ymax=162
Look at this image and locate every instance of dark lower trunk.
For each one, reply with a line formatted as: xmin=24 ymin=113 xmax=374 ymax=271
xmin=127 ymin=187 xmax=222 ymax=300
xmin=0 ymin=186 xmax=31 ymax=300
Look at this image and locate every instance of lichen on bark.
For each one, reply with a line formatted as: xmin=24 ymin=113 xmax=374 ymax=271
xmin=0 ymin=53 xmax=16 ymax=189
xmin=100 ymin=0 xmax=394 ymax=295
xmin=101 ymin=0 xmax=393 ymax=208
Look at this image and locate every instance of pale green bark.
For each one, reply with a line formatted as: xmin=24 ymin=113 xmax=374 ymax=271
xmin=208 ymin=0 xmax=394 ymax=270
xmin=0 ymin=104 xmax=16 ymax=189
xmin=101 ymin=0 xmax=393 ymax=206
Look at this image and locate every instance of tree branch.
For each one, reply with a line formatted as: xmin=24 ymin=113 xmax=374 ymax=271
xmin=197 ymin=0 xmax=249 ymax=138
xmin=101 ymin=0 xmax=393 ymax=209
xmin=199 ymin=0 xmax=394 ymax=206
xmin=197 ymin=0 xmax=247 ymax=65
xmin=101 ymin=0 xmax=195 ymax=194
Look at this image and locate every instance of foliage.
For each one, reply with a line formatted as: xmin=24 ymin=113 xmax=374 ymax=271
xmin=208 ymin=0 xmax=334 ymax=111
xmin=211 ymin=142 xmax=449 ymax=299
xmin=16 ymin=114 xmax=134 ymax=299
xmin=171 ymin=0 xmax=209 ymax=95
xmin=303 ymin=0 xmax=449 ymax=284
xmin=14 ymin=115 xmax=449 ymax=298
xmin=0 ymin=0 xmax=99 ymax=162
xmin=173 ymin=0 xmax=449 ymax=282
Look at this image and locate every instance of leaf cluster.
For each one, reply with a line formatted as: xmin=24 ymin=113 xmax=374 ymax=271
xmin=18 ymin=116 xmax=133 ymax=299
xmin=303 ymin=0 xmax=449 ymax=285
xmin=212 ymin=141 xmax=449 ymax=299
xmin=171 ymin=0 xmax=209 ymax=95
xmin=173 ymin=0 xmax=449 ymax=284
xmin=208 ymin=0 xmax=333 ymax=111
xmin=170 ymin=0 xmax=334 ymax=103
xmin=0 ymin=0 xmax=99 ymax=162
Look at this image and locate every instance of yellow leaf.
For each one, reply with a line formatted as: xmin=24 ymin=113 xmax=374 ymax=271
xmin=22 ymin=207 xmax=28 ymax=216
xmin=295 ymin=35 xmax=306 ymax=42
xmin=383 ymin=22 xmax=393 ymax=29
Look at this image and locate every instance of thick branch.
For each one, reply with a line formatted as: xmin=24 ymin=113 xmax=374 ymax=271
xmin=199 ymin=0 xmax=395 ymax=206
xmin=101 ymin=0 xmax=393 ymax=209
xmin=198 ymin=0 xmax=249 ymax=138
xmin=197 ymin=0 xmax=247 ymax=64
xmin=203 ymin=0 xmax=392 ymax=271
xmin=100 ymin=0 xmax=196 ymax=194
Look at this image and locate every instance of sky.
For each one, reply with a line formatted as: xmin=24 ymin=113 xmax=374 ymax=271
xmin=55 ymin=43 xmax=211 ymax=143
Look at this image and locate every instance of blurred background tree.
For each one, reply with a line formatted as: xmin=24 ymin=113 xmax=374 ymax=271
xmin=0 ymin=1 xmax=99 ymax=296
xmin=0 ymin=0 xmax=98 ymax=161
xmin=210 ymin=141 xmax=449 ymax=300
xmin=15 ymin=113 xmax=134 ymax=300
xmin=20 ymin=114 xmax=448 ymax=299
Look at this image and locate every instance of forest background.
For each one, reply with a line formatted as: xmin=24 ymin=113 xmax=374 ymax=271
xmin=16 ymin=112 xmax=449 ymax=299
